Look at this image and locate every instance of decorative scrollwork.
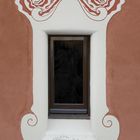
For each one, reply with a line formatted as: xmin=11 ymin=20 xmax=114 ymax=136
xmin=15 ymin=0 xmax=125 ymax=21
xmin=101 ymin=113 xmax=120 ymax=140
xmin=25 ymin=113 xmax=38 ymax=127
xmin=102 ymin=114 xmax=113 ymax=128
xmin=15 ymin=0 xmax=62 ymax=21
xmin=102 ymin=113 xmax=120 ymax=129
xmin=78 ymin=0 xmax=125 ymax=21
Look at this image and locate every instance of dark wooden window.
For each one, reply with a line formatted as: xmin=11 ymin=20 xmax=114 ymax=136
xmin=48 ymin=35 xmax=90 ymax=119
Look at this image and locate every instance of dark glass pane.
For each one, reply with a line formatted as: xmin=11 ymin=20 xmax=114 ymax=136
xmin=54 ymin=40 xmax=83 ymax=104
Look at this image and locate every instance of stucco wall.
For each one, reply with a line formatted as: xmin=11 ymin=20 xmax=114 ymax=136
xmin=0 ymin=1 xmax=33 ymax=139
xmin=0 ymin=0 xmax=140 ymax=140
xmin=107 ymin=0 xmax=140 ymax=139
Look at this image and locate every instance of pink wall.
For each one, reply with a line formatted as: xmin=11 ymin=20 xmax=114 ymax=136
xmin=0 ymin=0 xmax=140 ymax=140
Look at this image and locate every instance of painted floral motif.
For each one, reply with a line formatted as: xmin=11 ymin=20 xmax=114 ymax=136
xmin=78 ymin=0 xmax=125 ymax=20
xmin=16 ymin=0 xmax=62 ymax=21
xmin=16 ymin=0 xmax=125 ymax=21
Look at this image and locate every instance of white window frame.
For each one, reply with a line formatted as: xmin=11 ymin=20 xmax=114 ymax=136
xmin=15 ymin=0 xmax=125 ymax=139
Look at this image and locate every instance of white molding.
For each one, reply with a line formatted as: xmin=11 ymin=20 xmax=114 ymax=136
xmin=15 ymin=0 xmax=125 ymax=140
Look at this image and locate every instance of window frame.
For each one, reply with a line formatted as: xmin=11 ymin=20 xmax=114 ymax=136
xmin=48 ymin=35 xmax=90 ymax=119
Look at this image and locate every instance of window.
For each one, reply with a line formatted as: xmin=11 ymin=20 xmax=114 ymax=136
xmin=48 ymin=35 xmax=90 ymax=119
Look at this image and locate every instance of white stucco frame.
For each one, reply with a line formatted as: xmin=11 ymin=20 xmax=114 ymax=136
xmin=15 ymin=0 xmax=125 ymax=140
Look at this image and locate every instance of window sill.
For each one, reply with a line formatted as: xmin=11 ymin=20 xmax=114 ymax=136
xmin=48 ymin=114 xmax=90 ymax=119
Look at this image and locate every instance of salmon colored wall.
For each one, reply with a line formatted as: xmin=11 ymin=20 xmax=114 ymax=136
xmin=107 ymin=0 xmax=140 ymax=139
xmin=0 ymin=0 xmax=140 ymax=140
xmin=0 ymin=0 xmax=32 ymax=140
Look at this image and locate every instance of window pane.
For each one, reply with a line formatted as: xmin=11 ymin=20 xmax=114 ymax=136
xmin=54 ymin=40 xmax=83 ymax=104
